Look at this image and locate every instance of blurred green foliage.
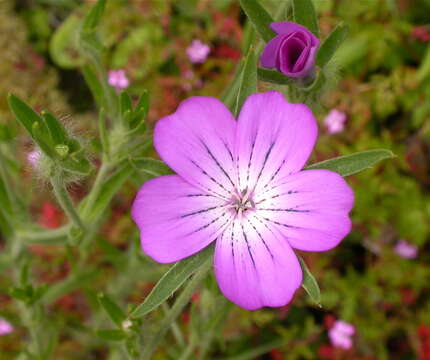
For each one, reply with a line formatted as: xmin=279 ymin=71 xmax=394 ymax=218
xmin=0 ymin=0 xmax=429 ymax=359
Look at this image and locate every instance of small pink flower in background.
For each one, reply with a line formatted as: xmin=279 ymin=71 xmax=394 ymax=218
xmin=323 ymin=109 xmax=347 ymax=134
xmin=0 ymin=318 xmax=13 ymax=336
xmin=394 ymin=240 xmax=418 ymax=259
xmin=186 ymin=40 xmax=210 ymax=64
xmin=27 ymin=150 xmax=41 ymax=168
xmin=132 ymin=91 xmax=354 ymax=310
xmin=108 ymin=70 xmax=129 ymax=92
xmin=329 ymin=320 xmax=355 ymax=349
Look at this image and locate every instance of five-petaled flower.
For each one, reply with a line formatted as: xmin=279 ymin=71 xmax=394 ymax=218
xmin=261 ymin=22 xmax=319 ymax=79
xmin=132 ymin=91 xmax=354 ymax=310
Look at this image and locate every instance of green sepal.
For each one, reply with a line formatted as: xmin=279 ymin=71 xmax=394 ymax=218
xmin=317 ymin=22 xmax=349 ymax=68
xmin=41 ymin=110 xmax=68 ymax=145
xmin=292 ymin=0 xmax=319 ymax=38
xmin=257 ymin=68 xmax=293 ymax=85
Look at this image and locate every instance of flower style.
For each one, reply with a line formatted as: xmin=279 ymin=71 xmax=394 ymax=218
xmin=186 ymin=40 xmax=210 ymax=64
xmin=323 ymin=109 xmax=347 ymax=134
xmin=0 ymin=318 xmax=13 ymax=336
xmin=329 ymin=320 xmax=355 ymax=349
xmin=132 ymin=91 xmax=354 ymax=310
xmin=394 ymin=240 xmax=418 ymax=259
xmin=260 ymin=22 xmax=319 ymax=78
xmin=108 ymin=69 xmax=129 ymax=92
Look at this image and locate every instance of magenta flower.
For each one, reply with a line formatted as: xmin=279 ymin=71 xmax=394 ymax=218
xmin=0 ymin=318 xmax=13 ymax=336
xmin=132 ymin=91 xmax=354 ymax=310
xmin=323 ymin=109 xmax=347 ymax=134
xmin=260 ymin=22 xmax=319 ymax=78
xmin=329 ymin=320 xmax=355 ymax=349
xmin=394 ymin=240 xmax=418 ymax=259
xmin=186 ymin=40 xmax=210 ymax=64
xmin=27 ymin=150 xmax=41 ymax=168
xmin=108 ymin=69 xmax=129 ymax=92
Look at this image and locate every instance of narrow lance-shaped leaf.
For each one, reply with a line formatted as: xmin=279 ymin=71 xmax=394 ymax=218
xmin=292 ymin=0 xmax=319 ymax=38
xmin=233 ymin=46 xmax=257 ymax=117
xmin=41 ymin=111 xmax=68 ymax=145
xmin=316 ymin=22 xmax=349 ymax=67
xmin=306 ymin=149 xmax=394 ymax=177
xmin=298 ymin=256 xmax=321 ymax=306
xmin=130 ymin=157 xmax=172 ymax=178
xmin=82 ymin=0 xmax=106 ymax=33
xmin=239 ymin=0 xmax=275 ymax=42
xmin=8 ymin=94 xmax=41 ymax=137
xmin=130 ymin=245 xmax=214 ymax=318
xmin=98 ymin=293 xmax=127 ymax=328
xmin=221 ymin=61 xmax=245 ymax=111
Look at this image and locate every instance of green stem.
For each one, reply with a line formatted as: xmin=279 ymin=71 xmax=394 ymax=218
xmin=140 ymin=260 xmax=212 ymax=360
xmin=0 ymin=146 xmax=21 ymax=217
xmin=51 ymin=174 xmax=85 ymax=231
xmin=161 ymin=303 xmax=185 ymax=347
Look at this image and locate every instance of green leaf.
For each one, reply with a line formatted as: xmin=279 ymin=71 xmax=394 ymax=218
xmin=130 ymin=245 xmax=214 ymax=318
xmin=306 ymin=149 xmax=394 ymax=176
xmin=96 ymin=329 xmax=127 ymax=342
xmin=298 ymin=256 xmax=321 ymax=306
xmin=82 ymin=0 xmax=106 ymax=33
xmin=257 ymin=67 xmax=293 ymax=85
xmin=0 ymin=177 xmax=13 ymax=220
xmin=81 ymin=65 xmax=103 ymax=107
xmin=417 ymin=44 xmax=430 ymax=81
xmin=8 ymin=94 xmax=41 ymax=137
xmin=221 ymin=61 xmax=245 ymax=111
xmin=292 ymin=0 xmax=319 ymax=38
xmin=120 ymin=92 xmax=133 ymax=118
xmin=316 ymin=22 xmax=349 ymax=67
xmin=41 ymin=111 xmax=68 ymax=145
xmin=233 ymin=46 xmax=257 ymax=117
xmin=98 ymin=293 xmax=127 ymax=328
xmin=239 ymin=0 xmax=275 ymax=42
xmin=98 ymin=109 xmax=109 ymax=155
xmin=61 ymin=155 xmax=93 ymax=176
xmin=32 ymin=121 xmax=56 ymax=159
xmin=81 ymin=163 xmax=134 ymax=221
xmin=130 ymin=157 xmax=172 ymax=178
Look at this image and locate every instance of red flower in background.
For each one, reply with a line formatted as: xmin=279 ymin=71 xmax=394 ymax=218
xmin=38 ymin=202 xmax=63 ymax=229
xmin=419 ymin=325 xmax=430 ymax=360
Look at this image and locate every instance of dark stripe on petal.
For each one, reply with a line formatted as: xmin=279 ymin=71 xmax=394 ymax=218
xmin=189 ymin=159 xmax=231 ymax=197
xmin=200 ymin=141 xmax=236 ymax=188
xmin=256 ymin=208 xmax=310 ymax=213
xmin=246 ymin=217 xmax=274 ymax=259
xmin=254 ymin=142 xmax=276 ymax=189
xmin=240 ymin=223 xmax=256 ymax=268
xmin=180 ymin=204 xmax=226 ymax=218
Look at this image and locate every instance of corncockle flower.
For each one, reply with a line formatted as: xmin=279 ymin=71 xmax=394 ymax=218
xmin=323 ymin=109 xmax=346 ymax=134
xmin=394 ymin=240 xmax=417 ymax=259
xmin=0 ymin=318 xmax=13 ymax=335
xmin=27 ymin=150 xmax=41 ymax=168
xmin=329 ymin=320 xmax=355 ymax=349
xmin=108 ymin=70 xmax=129 ymax=92
xmin=186 ymin=40 xmax=210 ymax=64
xmin=132 ymin=91 xmax=354 ymax=310
xmin=261 ymin=22 xmax=319 ymax=78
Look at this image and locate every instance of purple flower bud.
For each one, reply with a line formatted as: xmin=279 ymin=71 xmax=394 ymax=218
xmin=260 ymin=22 xmax=319 ymax=78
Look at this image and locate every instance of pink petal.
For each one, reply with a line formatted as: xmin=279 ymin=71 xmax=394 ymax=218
xmin=235 ymin=91 xmax=317 ymax=195
xmin=260 ymin=34 xmax=287 ymax=69
xmin=214 ymin=214 xmax=302 ymax=310
xmin=270 ymin=22 xmax=319 ymax=46
xmin=132 ymin=175 xmax=233 ymax=263
xmin=255 ymin=169 xmax=354 ymax=252
xmin=154 ymin=97 xmax=237 ymax=200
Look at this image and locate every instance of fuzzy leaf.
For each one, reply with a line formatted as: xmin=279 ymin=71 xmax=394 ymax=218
xmin=292 ymin=0 xmax=319 ymax=37
xmin=8 ymin=94 xmax=41 ymax=137
xmin=306 ymin=149 xmax=394 ymax=176
xmin=239 ymin=0 xmax=276 ymax=42
xmin=98 ymin=293 xmax=127 ymax=328
xmin=317 ymin=22 xmax=349 ymax=67
xmin=298 ymin=256 xmax=321 ymax=306
xmin=130 ymin=245 xmax=214 ymax=318
xmin=233 ymin=46 xmax=257 ymax=117
xmin=41 ymin=111 xmax=68 ymax=145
